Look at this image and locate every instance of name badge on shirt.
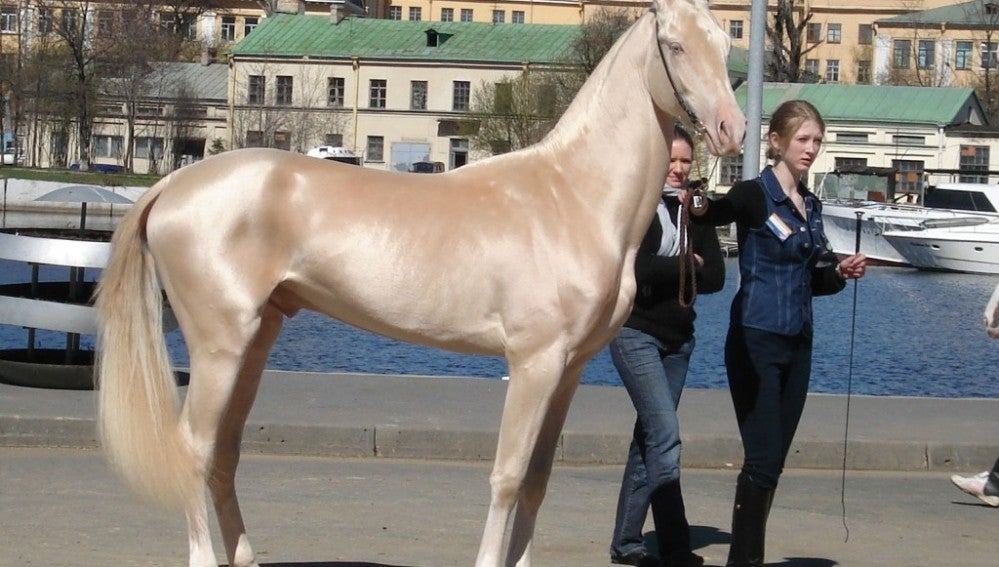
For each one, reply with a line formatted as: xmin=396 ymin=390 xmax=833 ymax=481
xmin=766 ymin=213 xmax=793 ymax=242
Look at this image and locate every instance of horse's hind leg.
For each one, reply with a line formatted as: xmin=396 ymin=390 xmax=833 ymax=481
xmin=210 ymin=305 xmax=284 ymax=567
xmin=178 ymin=307 xmax=274 ymax=567
xmin=475 ymin=347 xmax=572 ymax=567
xmin=506 ymin=363 xmax=583 ymax=567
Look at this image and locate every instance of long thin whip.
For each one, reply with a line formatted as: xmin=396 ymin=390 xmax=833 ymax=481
xmin=841 ymin=211 xmax=863 ymax=542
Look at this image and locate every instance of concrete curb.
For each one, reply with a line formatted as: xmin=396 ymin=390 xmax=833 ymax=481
xmin=1 ymin=371 xmax=997 ymax=471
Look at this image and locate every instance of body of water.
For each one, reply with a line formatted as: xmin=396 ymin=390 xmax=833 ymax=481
xmin=2 ymin=257 xmax=997 ymax=399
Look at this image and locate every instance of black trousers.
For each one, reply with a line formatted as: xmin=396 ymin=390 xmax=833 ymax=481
xmin=725 ymin=325 xmax=812 ymax=490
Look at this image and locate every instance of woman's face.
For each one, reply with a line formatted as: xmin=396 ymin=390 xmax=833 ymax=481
xmin=666 ymin=139 xmax=694 ymax=189
xmin=771 ymin=119 xmax=823 ymax=178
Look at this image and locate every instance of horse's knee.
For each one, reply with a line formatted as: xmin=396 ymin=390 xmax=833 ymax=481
xmin=489 ymin=470 xmax=525 ymax=509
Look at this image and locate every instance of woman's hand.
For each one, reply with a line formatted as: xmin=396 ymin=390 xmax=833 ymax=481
xmin=678 ymin=188 xmax=709 ymax=217
xmin=836 ymin=253 xmax=867 ymax=280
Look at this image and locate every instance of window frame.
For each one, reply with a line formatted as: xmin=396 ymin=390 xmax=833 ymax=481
xmin=452 ymin=81 xmax=471 ymax=112
xmin=328 ymin=77 xmax=345 ymax=107
xmin=275 ymin=75 xmax=294 ymax=106
xmin=956 ymin=41 xmax=973 ymax=70
xmin=366 ymin=136 xmax=385 ymax=162
xmin=729 ymin=20 xmax=743 ymax=40
xmin=410 ymin=80 xmax=428 ymax=111
xmin=893 ymin=39 xmax=912 ymax=69
xmin=825 ymin=59 xmax=840 ymax=82
xmin=369 ymin=79 xmax=387 ymax=109
xmin=826 ymin=23 xmax=841 ymax=44
xmin=248 ymin=75 xmax=266 ymax=105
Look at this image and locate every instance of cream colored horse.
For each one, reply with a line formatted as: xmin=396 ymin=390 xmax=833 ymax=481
xmin=95 ymin=1 xmax=745 ymax=565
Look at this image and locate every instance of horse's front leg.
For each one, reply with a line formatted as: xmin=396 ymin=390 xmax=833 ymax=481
xmin=474 ymin=346 xmax=570 ymax=567
xmin=210 ymin=306 xmax=284 ymax=567
xmin=506 ymin=362 xmax=584 ymax=567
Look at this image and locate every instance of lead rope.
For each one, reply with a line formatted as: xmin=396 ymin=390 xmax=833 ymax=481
xmin=677 ymin=199 xmax=697 ymax=308
xmin=841 ymin=211 xmax=864 ymax=542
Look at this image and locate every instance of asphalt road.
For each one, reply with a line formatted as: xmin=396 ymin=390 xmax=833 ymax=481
xmin=1 ymin=447 xmax=993 ymax=567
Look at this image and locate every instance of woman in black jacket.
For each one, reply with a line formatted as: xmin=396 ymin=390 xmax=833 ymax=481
xmin=609 ymin=125 xmax=725 ymax=567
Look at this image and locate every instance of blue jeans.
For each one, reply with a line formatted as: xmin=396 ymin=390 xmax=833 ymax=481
xmin=609 ymin=327 xmax=695 ymax=557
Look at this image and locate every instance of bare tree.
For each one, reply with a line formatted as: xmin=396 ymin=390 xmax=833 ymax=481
xmin=767 ymin=0 xmax=821 ymax=83
xmin=963 ymin=1 xmax=999 ymax=123
xmin=467 ymin=8 xmax=639 ymax=155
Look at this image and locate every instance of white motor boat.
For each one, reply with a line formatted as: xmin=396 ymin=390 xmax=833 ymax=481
xmin=882 ymin=217 xmax=999 ymax=275
xmin=821 ymin=183 xmax=999 ymax=265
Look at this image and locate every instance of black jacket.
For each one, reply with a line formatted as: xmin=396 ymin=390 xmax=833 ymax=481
xmin=624 ymin=195 xmax=726 ymax=348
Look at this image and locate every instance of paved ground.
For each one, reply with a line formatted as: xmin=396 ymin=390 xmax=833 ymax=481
xmin=1 ymin=371 xmax=996 ymax=566
xmin=1 ymin=447 xmax=994 ymax=567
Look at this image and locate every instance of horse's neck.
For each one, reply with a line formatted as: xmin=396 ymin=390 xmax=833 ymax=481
xmin=542 ymin=14 xmax=673 ymax=245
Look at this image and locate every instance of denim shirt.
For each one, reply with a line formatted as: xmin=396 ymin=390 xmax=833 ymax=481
xmin=732 ymin=167 xmax=828 ymax=337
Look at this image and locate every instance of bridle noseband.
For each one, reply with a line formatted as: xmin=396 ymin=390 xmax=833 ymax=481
xmin=652 ymin=9 xmax=707 ymax=135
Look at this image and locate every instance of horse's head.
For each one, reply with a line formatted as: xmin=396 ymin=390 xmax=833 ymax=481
xmin=649 ymin=0 xmax=746 ymax=156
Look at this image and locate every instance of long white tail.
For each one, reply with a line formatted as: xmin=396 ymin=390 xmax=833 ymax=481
xmin=95 ymin=183 xmax=198 ymax=510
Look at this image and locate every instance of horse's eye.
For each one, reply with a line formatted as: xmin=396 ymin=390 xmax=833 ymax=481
xmin=669 ymin=44 xmax=684 ymax=55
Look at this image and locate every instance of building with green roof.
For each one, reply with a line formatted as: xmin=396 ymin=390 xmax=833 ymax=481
xmin=715 ymin=82 xmax=998 ymax=193
xmin=227 ymin=14 xmax=584 ymax=170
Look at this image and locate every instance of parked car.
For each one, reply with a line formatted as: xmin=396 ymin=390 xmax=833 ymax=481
xmin=410 ymin=161 xmax=445 ymax=173
xmin=2 ymin=152 xmax=24 ymax=166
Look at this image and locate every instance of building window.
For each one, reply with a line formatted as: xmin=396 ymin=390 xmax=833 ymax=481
xmin=369 ymin=79 xmax=387 ymax=109
xmin=248 ymin=75 xmax=265 ymax=105
xmin=835 ymin=157 xmax=868 ymax=170
xmin=366 ymin=136 xmax=384 ymax=162
xmin=220 ymin=16 xmax=236 ymax=42
xmin=62 ymin=9 xmax=79 ymax=33
xmin=452 ymin=81 xmax=470 ymax=111
xmin=836 ymin=132 xmax=869 ymax=144
xmin=92 ymin=135 xmax=123 ymax=159
xmin=244 ymin=17 xmax=258 ymax=37
xmin=825 ymin=59 xmax=840 ymax=82
xmin=893 ymin=134 xmax=925 ymax=146
xmin=460 ymin=8 xmax=473 ymax=22
xmin=246 ymin=131 xmax=265 ymax=147
xmin=274 ymin=131 xmax=291 ymax=151
xmin=982 ymin=42 xmax=998 ymax=69
xmin=959 ymin=145 xmax=990 ymax=184
xmin=956 ymin=41 xmax=973 ymax=70
xmin=856 ymin=60 xmax=871 ymax=84
xmin=729 ymin=20 xmax=743 ymax=40
xmin=917 ymin=40 xmax=935 ymax=69
xmin=96 ymin=11 xmax=114 ymax=36
xmin=492 ymin=10 xmax=504 ymax=24
xmin=806 ymin=23 xmax=821 ymax=43
xmin=441 ymin=8 xmax=454 ymax=21
xmin=135 ymin=137 xmax=164 ymax=160
xmin=325 ymin=133 xmax=343 ymax=146
xmin=38 ymin=8 xmax=53 ymax=34
xmin=1 ymin=8 xmax=16 ymax=33
xmin=858 ymin=24 xmax=872 ymax=45
xmin=893 ymin=160 xmax=924 ymax=193
xmin=388 ymin=6 xmax=402 ymax=20
xmin=719 ymin=155 xmax=743 ymax=185
xmin=409 ymin=7 xmax=422 ymax=21
xmin=827 ymin=23 xmax=841 ymax=44
xmin=512 ymin=11 xmax=525 ymax=24
xmin=893 ymin=39 xmax=911 ymax=69
xmin=411 ymin=80 xmax=428 ymax=110
xmin=328 ymin=77 xmax=345 ymax=107
xmin=276 ymin=76 xmax=293 ymax=106
xmin=804 ymin=59 xmax=819 ymax=78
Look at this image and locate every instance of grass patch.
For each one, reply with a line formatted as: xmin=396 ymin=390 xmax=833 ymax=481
xmin=0 ymin=167 xmax=161 ymax=187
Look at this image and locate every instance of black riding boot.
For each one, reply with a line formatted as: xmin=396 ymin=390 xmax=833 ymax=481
xmin=726 ymin=473 xmax=775 ymax=567
xmin=650 ymin=480 xmax=704 ymax=567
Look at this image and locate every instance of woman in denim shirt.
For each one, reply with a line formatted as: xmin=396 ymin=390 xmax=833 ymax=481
xmin=688 ymin=100 xmax=866 ymax=567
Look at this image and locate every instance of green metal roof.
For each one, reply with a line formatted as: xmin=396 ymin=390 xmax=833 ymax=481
xmin=230 ymin=15 xmax=580 ymax=64
xmin=876 ymin=0 xmax=999 ymax=28
xmin=735 ymin=83 xmax=982 ymax=126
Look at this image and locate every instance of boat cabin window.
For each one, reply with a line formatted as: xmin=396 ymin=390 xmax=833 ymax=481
xmin=924 ymin=188 xmax=997 ymax=212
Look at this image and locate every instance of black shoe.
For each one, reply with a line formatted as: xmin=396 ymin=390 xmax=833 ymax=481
xmin=611 ymin=550 xmax=651 ymax=566
xmin=664 ymin=549 xmax=705 ymax=567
